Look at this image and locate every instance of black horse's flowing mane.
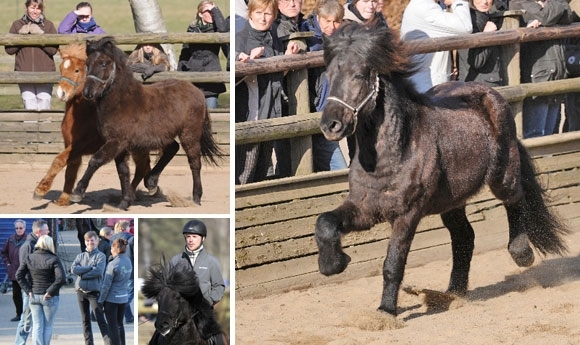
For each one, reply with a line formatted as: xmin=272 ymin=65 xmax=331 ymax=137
xmin=142 ymin=261 xmax=223 ymax=340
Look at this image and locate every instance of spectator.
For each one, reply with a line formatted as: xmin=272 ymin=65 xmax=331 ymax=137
xmin=75 ymin=218 xmax=97 ymax=253
xmin=71 ymin=231 xmax=110 ymax=345
xmin=127 ymin=43 xmax=170 ymax=81
xmin=178 ymin=0 xmax=229 ymax=109
xmin=457 ymin=0 xmax=506 ymax=86
xmin=98 ymin=238 xmax=132 ymax=345
xmin=1 ymin=219 xmax=27 ymax=322
xmin=16 ymin=235 xmax=66 ymax=345
xmin=111 ymin=220 xmax=134 ymax=324
xmin=342 ymin=0 xmax=388 ymax=28
xmin=235 ymin=0 xmax=300 ymax=184
xmin=5 ymin=0 xmax=58 ymax=111
xmin=510 ymin=0 xmax=573 ymax=138
xmin=14 ymin=219 xmax=50 ymax=345
xmin=98 ymin=227 xmax=113 ymax=262
xmin=58 ymin=2 xmax=105 ymax=34
xmin=400 ymin=0 xmax=472 ymax=93
xmin=170 ymin=220 xmax=225 ymax=306
xmin=301 ymin=0 xmax=348 ymax=171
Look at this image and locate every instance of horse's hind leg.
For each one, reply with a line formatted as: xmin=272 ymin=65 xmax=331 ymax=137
xmin=441 ymin=207 xmax=475 ymax=295
xmin=130 ymin=150 xmax=152 ymax=192
xmin=143 ymin=141 xmax=179 ymax=195
xmin=180 ymin=136 xmax=203 ymax=205
xmin=34 ymin=146 xmax=72 ymax=199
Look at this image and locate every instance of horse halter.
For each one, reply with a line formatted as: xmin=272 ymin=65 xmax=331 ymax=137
xmin=326 ymin=74 xmax=380 ymax=128
xmin=87 ymin=62 xmax=116 ymax=88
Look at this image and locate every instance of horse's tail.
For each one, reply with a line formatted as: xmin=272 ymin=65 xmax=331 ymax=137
xmin=200 ymin=107 xmax=225 ymax=166
xmin=518 ymin=142 xmax=569 ymax=255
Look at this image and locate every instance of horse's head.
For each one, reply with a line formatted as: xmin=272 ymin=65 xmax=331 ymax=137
xmin=320 ymin=23 xmax=412 ymax=141
xmin=56 ymin=43 xmax=87 ymax=102
xmin=142 ymin=261 xmax=220 ymax=344
xmin=83 ymin=36 xmax=123 ymax=101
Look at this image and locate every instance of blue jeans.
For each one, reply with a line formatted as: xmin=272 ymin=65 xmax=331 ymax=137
xmin=29 ymin=294 xmax=59 ymax=345
xmin=15 ymin=291 xmax=32 ymax=345
xmin=523 ymin=96 xmax=560 ymax=138
xmin=312 ymin=134 xmax=348 ymax=172
xmin=205 ymin=96 xmax=218 ymax=109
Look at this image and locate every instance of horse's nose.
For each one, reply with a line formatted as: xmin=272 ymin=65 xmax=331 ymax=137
xmin=82 ymin=88 xmax=94 ymax=101
xmin=56 ymin=86 xmax=67 ymax=101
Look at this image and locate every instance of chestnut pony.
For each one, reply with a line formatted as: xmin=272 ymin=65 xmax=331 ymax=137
xmin=316 ymin=23 xmax=569 ymax=316
xmin=71 ymin=37 xmax=223 ymax=210
xmin=33 ymin=43 xmax=160 ymax=206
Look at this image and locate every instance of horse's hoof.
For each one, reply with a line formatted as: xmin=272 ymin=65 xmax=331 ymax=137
xmin=33 ymin=191 xmax=45 ymax=200
xmin=117 ymin=201 xmax=130 ymax=211
xmin=70 ymin=193 xmax=83 ymax=203
xmin=319 ymin=252 xmax=351 ymax=276
xmin=509 ymin=234 xmax=535 ymax=267
xmin=193 ymin=196 xmax=201 ymax=206
xmin=147 ymin=186 xmax=158 ymax=196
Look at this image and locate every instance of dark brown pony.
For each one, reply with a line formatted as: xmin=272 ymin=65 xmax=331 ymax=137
xmin=316 ymin=23 xmax=569 ymax=316
xmin=142 ymin=261 xmax=229 ymax=345
xmin=71 ymin=37 xmax=223 ymax=210
xmin=33 ymin=43 xmax=156 ymax=206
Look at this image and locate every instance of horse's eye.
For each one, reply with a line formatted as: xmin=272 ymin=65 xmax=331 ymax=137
xmin=75 ymin=69 xmax=80 ymax=73
xmin=354 ymin=74 xmax=365 ymax=80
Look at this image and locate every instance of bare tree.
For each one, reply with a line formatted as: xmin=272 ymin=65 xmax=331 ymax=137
xmin=128 ymin=0 xmax=177 ymax=70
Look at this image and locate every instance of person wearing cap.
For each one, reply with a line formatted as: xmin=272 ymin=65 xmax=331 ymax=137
xmin=58 ymin=1 xmax=105 ymax=34
xmin=169 ymin=220 xmax=225 ymax=307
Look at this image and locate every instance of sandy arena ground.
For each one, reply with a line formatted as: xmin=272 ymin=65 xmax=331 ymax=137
xmin=236 ymin=217 xmax=580 ymax=345
xmin=0 ymin=163 xmax=230 ymax=214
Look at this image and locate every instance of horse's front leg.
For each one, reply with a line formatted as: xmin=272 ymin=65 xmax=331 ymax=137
xmin=379 ymin=214 xmax=421 ymax=315
xmin=115 ymin=151 xmax=133 ymax=210
xmin=144 ymin=141 xmax=180 ymax=195
xmin=55 ymin=155 xmax=83 ymax=206
xmin=315 ymin=200 xmax=369 ymax=276
xmin=70 ymin=141 xmax=122 ymax=203
xmin=33 ymin=146 xmax=72 ymax=199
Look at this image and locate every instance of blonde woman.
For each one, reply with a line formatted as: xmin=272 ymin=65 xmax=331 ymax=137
xmin=16 ymin=235 xmax=66 ymax=345
xmin=127 ymin=43 xmax=170 ymax=80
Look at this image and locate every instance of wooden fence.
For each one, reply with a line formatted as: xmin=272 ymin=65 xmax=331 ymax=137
xmin=235 ymin=20 xmax=580 ymax=298
xmin=0 ymin=32 xmax=230 ymax=165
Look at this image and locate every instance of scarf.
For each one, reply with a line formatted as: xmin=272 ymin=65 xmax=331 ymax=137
xmin=184 ymin=244 xmax=204 ymax=267
xmin=19 ymin=14 xmax=45 ymax=34
xmin=77 ymin=17 xmax=97 ymax=32
xmin=22 ymin=13 xmax=44 ymax=25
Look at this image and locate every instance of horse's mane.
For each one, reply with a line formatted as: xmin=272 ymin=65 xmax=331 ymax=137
xmin=142 ymin=261 xmax=223 ymax=339
xmin=323 ymin=23 xmax=415 ymax=79
xmin=86 ymin=36 xmax=129 ymax=72
xmin=59 ymin=42 xmax=87 ymax=61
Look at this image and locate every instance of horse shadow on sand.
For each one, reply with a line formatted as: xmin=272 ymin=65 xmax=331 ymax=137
xmin=400 ymin=254 xmax=580 ymax=321
xmin=30 ymin=187 xmax=194 ymax=213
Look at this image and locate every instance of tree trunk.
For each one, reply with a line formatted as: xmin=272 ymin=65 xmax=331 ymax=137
xmin=128 ymin=0 xmax=178 ymax=71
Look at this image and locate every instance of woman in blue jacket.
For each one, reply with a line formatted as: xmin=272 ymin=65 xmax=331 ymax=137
xmin=98 ymin=238 xmax=132 ymax=345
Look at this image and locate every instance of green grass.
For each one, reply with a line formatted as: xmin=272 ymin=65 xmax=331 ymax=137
xmin=1 ymin=0 xmax=231 ymax=109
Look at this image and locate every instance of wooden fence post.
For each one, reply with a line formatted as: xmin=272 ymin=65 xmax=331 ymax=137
xmin=500 ymin=10 xmax=524 ymax=138
xmin=286 ymin=33 xmax=313 ymax=176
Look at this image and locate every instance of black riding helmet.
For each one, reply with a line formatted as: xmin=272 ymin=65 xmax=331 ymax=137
xmin=182 ymin=219 xmax=207 ymax=237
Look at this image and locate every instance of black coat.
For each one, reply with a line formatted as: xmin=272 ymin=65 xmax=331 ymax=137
xmin=16 ymin=248 xmax=66 ymax=297
xmin=178 ymin=7 xmax=228 ymax=97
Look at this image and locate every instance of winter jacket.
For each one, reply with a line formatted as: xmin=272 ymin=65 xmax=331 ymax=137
xmin=342 ymin=3 xmax=388 ymax=28
xmin=98 ymin=254 xmax=132 ymax=304
xmin=4 ymin=16 xmax=57 ymax=72
xmin=1 ymin=233 xmax=27 ymax=281
xmin=58 ymin=11 xmax=105 ymax=34
xmin=19 ymin=233 xmax=39 ymax=268
xmin=178 ymin=7 xmax=228 ymax=96
xmin=170 ymin=247 xmax=225 ymax=306
xmin=510 ymin=0 xmax=573 ymax=85
xmin=71 ymin=248 xmax=106 ymax=293
xmin=457 ymin=8 xmax=505 ymax=85
xmin=16 ymin=248 xmax=66 ymax=297
xmin=301 ymin=14 xmax=330 ymax=112
xmin=235 ymin=20 xmax=285 ymax=123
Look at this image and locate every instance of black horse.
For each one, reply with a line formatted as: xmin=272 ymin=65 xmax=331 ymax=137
xmin=70 ymin=36 xmax=223 ymax=210
xmin=141 ymin=262 xmax=228 ymax=345
xmin=316 ymin=23 xmax=569 ymax=316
